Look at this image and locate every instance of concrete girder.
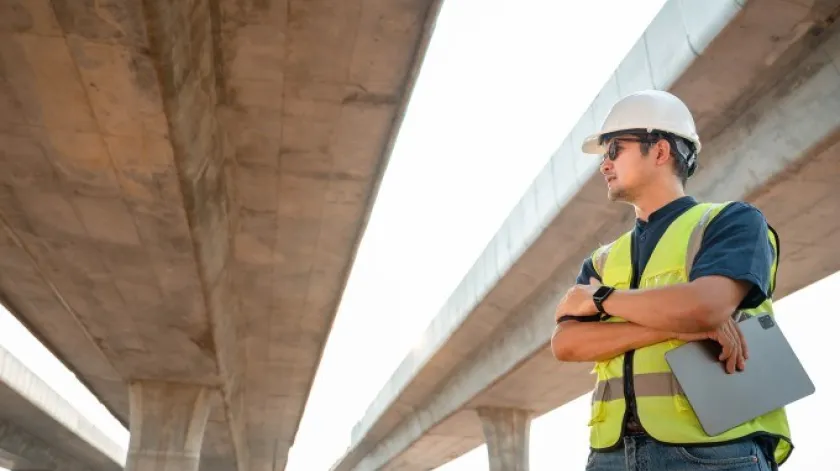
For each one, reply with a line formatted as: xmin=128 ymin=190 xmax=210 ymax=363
xmin=0 ymin=0 xmax=441 ymax=468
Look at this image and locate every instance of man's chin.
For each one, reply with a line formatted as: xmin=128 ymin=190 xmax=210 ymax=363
xmin=607 ymin=187 xmax=623 ymax=202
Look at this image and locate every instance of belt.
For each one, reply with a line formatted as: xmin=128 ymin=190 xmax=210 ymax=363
xmin=625 ymin=419 xmax=645 ymax=435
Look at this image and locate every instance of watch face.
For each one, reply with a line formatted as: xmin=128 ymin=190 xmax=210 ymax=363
xmin=595 ymin=286 xmax=615 ymax=302
xmin=595 ymin=286 xmax=610 ymax=299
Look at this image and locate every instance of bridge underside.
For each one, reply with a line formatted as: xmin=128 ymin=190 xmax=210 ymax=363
xmin=0 ymin=0 xmax=440 ymax=469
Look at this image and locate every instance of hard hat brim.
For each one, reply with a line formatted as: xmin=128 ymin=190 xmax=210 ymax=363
xmin=582 ymin=133 xmax=606 ymax=155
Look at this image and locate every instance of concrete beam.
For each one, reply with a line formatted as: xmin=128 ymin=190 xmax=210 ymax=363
xmin=126 ymin=381 xmax=212 ymax=471
xmin=0 ymin=0 xmax=247 ymax=466
xmin=0 ymin=0 xmax=470 ymax=467
xmin=137 ymin=1 xmax=249 ymax=468
xmin=0 ymin=345 xmax=124 ymax=471
xmin=0 ymin=421 xmax=86 ymax=471
xmin=476 ymin=408 xmax=531 ymax=471
xmin=332 ymin=0 xmax=840 ymax=469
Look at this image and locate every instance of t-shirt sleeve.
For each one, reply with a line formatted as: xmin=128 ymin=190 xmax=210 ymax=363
xmin=576 ymin=256 xmax=601 ymax=285
xmin=557 ymin=257 xmax=603 ymax=324
xmin=688 ymin=202 xmax=776 ymax=310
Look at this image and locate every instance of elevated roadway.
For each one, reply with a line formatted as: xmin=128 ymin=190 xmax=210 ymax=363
xmin=0 ymin=344 xmax=124 ymax=471
xmin=0 ymin=0 xmax=442 ymax=469
xmin=332 ymin=0 xmax=840 ymax=469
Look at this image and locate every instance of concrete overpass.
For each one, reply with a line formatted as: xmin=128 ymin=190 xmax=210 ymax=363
xmin=332 ymin=0 xmax=840 ymax=469
xmin=0 ymin=344 xmax=124 ymax=471
xmin=0 ymin=0 xmax=441 ymax=469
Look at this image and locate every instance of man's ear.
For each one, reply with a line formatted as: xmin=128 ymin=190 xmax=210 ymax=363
xmin=655 ymin=139 xmax=672 ymax=167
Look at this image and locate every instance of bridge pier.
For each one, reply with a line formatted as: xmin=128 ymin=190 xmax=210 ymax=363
xmin=476 ymin=407 xmax=532 ymax=471
xmin=126 ymin=381 xmax=211 ymax=471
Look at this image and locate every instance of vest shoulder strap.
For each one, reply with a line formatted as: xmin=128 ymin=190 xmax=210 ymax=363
xmin=591 ymin=231 xmax=631 ymax=279
xmin=685 ymin=202 xmax=731 ymax=275
xmin=686 ymin=201 xmax=781 ymax=297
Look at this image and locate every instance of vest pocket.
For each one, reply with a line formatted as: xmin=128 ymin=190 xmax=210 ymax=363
xmin=587 ymin=398 xmax=605 ymax=425
xmin=588 ymin=363 xmax=610 ymax=425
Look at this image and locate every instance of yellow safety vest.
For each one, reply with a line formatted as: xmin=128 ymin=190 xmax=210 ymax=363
xmin=587 ymin=202 xmax=793 ymax=464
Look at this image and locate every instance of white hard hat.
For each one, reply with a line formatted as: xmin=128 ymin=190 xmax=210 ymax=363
xmin=581 ymin=90 xmax=701 ymax=158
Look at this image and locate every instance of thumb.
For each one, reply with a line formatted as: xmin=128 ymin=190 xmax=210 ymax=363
xmin=589 ymin=277 xmax=601 ymax=286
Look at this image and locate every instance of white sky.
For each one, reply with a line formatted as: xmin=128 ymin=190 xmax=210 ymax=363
xmin=0 ymin=1 xmax=833 ymax=470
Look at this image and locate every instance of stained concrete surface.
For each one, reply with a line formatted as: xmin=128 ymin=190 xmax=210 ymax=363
xmin=0 ymin=0 xmax=441 ymax=469
xmin=126 ymin=381 xmax=212 ymax=471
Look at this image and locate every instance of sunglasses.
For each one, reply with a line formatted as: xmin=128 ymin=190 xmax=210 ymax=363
xmin=602 ymin=136 xmax=654 ymax=162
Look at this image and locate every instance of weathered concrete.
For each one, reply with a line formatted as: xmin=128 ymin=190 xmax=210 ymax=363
xmin=476 ymin=408 xmax=531 ymax=471
xmin=0 ymin=0 xmax=441 ymax=468
xmin=0 ymin=421 xmax=85 ymax=471
xmin=0 ymin=345 xmax=124 ymax=471
xmin=331 ymin=0 xmax=840 ymax=469
xmin=127 ymin=381 xmax=211 ymax=471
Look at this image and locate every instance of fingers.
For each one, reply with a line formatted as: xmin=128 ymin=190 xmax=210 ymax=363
xmin=717 ymin=329 xmax=731 ymax=357
xmin=735 ymin=322 xmax=747 ymax=371
xmin=734 ymin=319 xmax=749 ymax=360
xmin=713 ymin=327 xmax=734 ymax=374
xmin=729 ymin=328 xmax=742 ymax=373
xmin=677 ymin=322 xmax=749 ymax=375
xmin=726 ymin=320 xmax=747 ymax=372
xmin=717 ymin=334 xmax=733 ymax=369
xmin=716 ymin=320 xmax=747 ymax=374
xmin=727 ymin=352 xmax=738 ymax=375
xmin=719 ymin=335 xmax=737 ymax=374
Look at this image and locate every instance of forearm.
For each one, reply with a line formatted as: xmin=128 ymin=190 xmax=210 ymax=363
xmin=600 ymin=280 xmax=728 ymax=333
xmin=551 ymin=320 xmax=675 ymax=362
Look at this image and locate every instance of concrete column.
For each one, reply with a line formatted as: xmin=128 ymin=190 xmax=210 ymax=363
xmin=476 ymin=407 xmax=532 ymax=471
xmin=126 ymin=381 xmax=211 ymax=471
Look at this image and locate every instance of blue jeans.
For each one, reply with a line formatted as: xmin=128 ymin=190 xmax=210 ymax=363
xmin=586 ymin=435 xmax=776 ymax=471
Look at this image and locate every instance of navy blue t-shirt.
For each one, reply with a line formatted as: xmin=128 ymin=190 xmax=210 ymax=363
xmin=575 ymin=196 xmax=776 ymax=309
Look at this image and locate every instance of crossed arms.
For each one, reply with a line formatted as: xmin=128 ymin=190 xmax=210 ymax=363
xmin=550 ymin=276 xmax=752 ymax=373
xmin=551 ymin=202 xmax=776 ymax=373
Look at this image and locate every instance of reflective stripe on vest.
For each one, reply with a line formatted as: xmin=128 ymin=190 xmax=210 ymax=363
xmin=593 ymin=371 xmax=684 ymax=402
xmin=586 ymin=202 xmax=793 ymax=465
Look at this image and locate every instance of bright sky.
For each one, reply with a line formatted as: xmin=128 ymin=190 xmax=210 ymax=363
xmin=0 ymin=1 xmax=832 ymax=470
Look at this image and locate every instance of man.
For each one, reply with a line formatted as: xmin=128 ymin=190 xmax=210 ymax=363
xmin=551 ymin=90 xmax=792 ymax=470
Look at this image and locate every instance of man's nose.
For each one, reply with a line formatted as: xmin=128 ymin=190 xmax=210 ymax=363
xmin=600 ymin=156 xmax=612 ymax=174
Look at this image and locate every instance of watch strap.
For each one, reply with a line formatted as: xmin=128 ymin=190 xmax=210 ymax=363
xmin=593 ymin=285 xmax=615 ymax=314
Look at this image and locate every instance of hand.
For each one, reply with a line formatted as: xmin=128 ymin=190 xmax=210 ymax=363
xmin=675 ymin=317 xmax=749 ymax=374
xmin=554 ymin=277 xmax=601 ymax=323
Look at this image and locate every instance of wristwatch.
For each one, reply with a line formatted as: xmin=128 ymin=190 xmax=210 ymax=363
xmin=592 ymin=285 xmax=615 ymax=315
